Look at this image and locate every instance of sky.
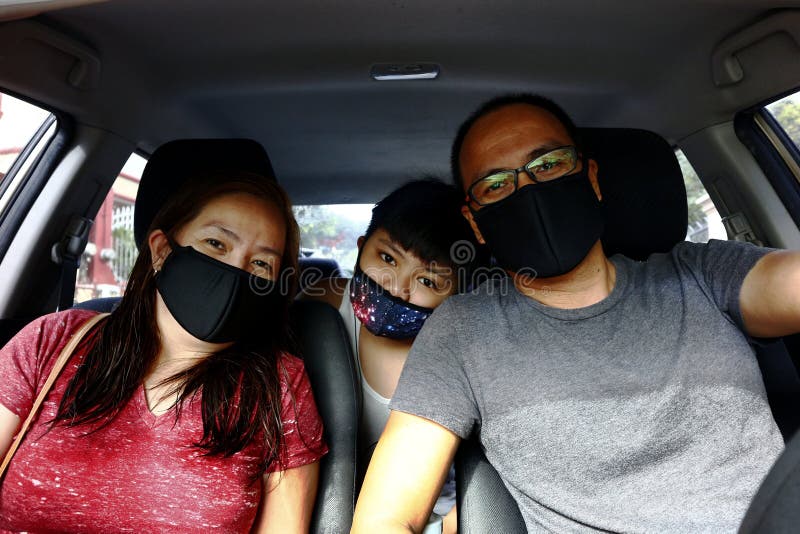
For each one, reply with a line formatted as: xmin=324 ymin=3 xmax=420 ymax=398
xmin=0 ymin=93 xmax=49 ymax=151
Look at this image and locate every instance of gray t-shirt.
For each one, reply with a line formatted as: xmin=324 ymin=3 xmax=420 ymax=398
xmin=391 ymin=240 xmax=784 ymax=533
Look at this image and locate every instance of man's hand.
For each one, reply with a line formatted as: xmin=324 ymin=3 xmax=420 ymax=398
xmin=351 ymin=411 xmax=461 ymax=534
xmin=740 ymin=250 xmax=800 ymax=338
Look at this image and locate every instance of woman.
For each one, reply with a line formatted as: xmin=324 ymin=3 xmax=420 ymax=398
xmin=303 ymin=179 xmax=484 ymax=534
xmin=0 ymin=171 xmax=327 ymax=532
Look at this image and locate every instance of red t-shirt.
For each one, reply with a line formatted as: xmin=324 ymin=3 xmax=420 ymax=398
xmin=0 ymin=309 xmax=327 ymax=532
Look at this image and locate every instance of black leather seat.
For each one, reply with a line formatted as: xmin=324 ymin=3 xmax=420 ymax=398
xmin=739 ymin=430 xmax=800 ymax=533
xmin=75 ymin=139 xmax=360 ymax=533
xmin=297 ymin=257 xmax=344 ymax=294
xmin=455 ymin=128 xmax=800 ymax=533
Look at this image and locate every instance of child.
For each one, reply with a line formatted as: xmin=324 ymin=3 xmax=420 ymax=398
xmin=303 ymin=178 xmax=485 ymax=534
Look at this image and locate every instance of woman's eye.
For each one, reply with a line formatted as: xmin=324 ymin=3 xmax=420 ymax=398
xmin=252 ymin=259 xmax=273 ymax=273
xmin=379 ymin=252 xmax=397 ymax=266
xmin=204 ymin=238 xmax=225 ymax=250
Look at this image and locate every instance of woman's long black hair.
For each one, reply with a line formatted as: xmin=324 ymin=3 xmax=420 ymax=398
xmin=54 ymin=172 xmax=301 ymax=480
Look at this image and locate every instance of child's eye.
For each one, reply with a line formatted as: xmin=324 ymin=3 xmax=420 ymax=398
xmin=379 ymin=252 xmax=397 ymax=266
xmin=418 ymin=276 xmax=436 ymax=289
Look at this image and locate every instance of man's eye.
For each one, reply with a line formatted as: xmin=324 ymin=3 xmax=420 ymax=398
xmin=537 ymin=160 xmax=558 ymax=171
xmin=473 ymin=174 xmax=514 ymax=201
xmin=379 ymin=252 xmax=397 ymax=266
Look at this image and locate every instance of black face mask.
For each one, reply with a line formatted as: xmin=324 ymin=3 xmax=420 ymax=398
xmin=471 ymin=168 xmax=604 ymax=278
xmin=155 ymin=243 xmax=283 ymax=344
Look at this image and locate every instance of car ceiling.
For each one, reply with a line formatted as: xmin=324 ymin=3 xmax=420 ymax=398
xmin=3 ymin=0 xmax=800 ymax=204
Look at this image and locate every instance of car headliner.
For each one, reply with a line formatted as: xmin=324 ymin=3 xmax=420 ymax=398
xmin=3 ymin=0 xmax=800 ymax=203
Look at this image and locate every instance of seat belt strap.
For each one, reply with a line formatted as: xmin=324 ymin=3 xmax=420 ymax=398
xmin=51 ymin=216 xmax=93 ymax=311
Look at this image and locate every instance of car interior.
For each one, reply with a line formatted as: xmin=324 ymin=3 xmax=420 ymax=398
xmin=1 ymin=1 xmax=800 ymax=532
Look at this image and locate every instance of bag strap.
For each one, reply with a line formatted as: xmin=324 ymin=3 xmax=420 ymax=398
xmin=0 ymin=312 xmax=109 ymax=479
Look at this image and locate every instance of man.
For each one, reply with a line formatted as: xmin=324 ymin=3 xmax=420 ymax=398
xmin=351 ymin=94 xmax=800 ymax=533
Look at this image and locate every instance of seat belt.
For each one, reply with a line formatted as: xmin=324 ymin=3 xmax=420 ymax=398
xmin=51 ymin=215 xmax=93 ymax=311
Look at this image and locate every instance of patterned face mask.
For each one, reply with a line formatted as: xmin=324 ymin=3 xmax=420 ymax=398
xmin=349 ymin=265 xmax=433 ymax=339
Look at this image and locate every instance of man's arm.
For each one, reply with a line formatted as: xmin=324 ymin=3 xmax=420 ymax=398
xmin=251 ymin=461 xmax=320 ymax=533
xmin=351 ymin=411 xmax=461 ymax=534
xmin=740 ymin=250 xmax=800 ymax=338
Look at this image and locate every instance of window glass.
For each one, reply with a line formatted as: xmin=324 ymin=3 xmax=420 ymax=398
xmin=0 ymin=92 xmax=55 ymax=214
xmin=74 ymin=153 xmax=145 ymax=304
xmin=676 ymin=149 xmax=726 ymax=243
xmin=74 ymin=189 xmax=373 ymax=303
xmin=765 ymin=91 xmax=800 ymax=148
xmin=293 ymin=204 xmax=374 ymax=277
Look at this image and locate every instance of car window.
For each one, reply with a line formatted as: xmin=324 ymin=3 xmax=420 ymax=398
xmin=74 ymin=153 xmax=145 ymax=304
xmin=74 ymin=196 xmax=374 ymax=303
xmin=765 ymin=91 xmax=800 ymax=150
xmin=293 ymin=204 xmax=373 ymax=277
xmin=676 ymin=149 xmax=726 ymax=243
xmin=0 ymin=91 xmax=56 ymax=217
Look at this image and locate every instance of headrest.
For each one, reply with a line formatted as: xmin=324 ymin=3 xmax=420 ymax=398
xmin=297 ymin=257 xmax=345 ymax=292
xmin=581 ymin=128 xmax=688 ymax=261
xmin=133 ymin=138 xmax=275 ymax=246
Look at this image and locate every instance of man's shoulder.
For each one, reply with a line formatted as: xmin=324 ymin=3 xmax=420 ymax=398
xmin=619 ymin=239 xmax=752 ymax=268
xmin=448 ymin=277 xmax=510 ymax=308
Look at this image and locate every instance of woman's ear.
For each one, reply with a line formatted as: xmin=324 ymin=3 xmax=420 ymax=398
xmin=148 ymin=229 xmax=172 ymax=272
xmin=356 ymin=235 xmax=365 ymax=249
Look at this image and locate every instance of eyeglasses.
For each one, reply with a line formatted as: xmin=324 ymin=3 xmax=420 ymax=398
xmin=467 ymin=146 xmax=579 ymax=206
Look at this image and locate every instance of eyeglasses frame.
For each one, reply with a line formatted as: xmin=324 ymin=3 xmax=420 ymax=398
xmin=466 ymin=145 xmax=580 ymax=207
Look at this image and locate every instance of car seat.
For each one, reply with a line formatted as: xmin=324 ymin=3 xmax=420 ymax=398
xmin=455 ymin=127 xmax=800 ymax=533
xmin=739 ymin=428 xmax=800 ymax=533
xmin=74 ymin=138 xmax=360 ymax=533
xmin=297 ymin=256 xmax=345 ymax=294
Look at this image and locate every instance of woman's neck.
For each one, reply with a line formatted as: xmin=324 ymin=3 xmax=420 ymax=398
xmin=146 ymin=296 xmax=229 ymax=414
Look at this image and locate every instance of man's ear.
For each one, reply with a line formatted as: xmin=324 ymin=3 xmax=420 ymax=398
xmin=461 ymin=205 xmax=486 ymax=245
xmin=148 ymin=229 xmax=172 ymax=271
xmin=588 ymin=158 xmax=602 ymax=201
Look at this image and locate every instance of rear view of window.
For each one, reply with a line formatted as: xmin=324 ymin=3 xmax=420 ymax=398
xmin=293 ymin=204 xmax=373 ymax=277
xmin=74 ymin=153 xmax=145 ymax=304
xmin=0 ymin=91 xmax=55 ymax=215
xmin=676 ymin=149 xmax=726 ymax=243
xmin=766 ymin=92 xmax=800 ymax=149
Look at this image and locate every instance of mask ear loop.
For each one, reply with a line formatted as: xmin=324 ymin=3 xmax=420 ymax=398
xmin=153 ymin=234 xmax=179 ymax=274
